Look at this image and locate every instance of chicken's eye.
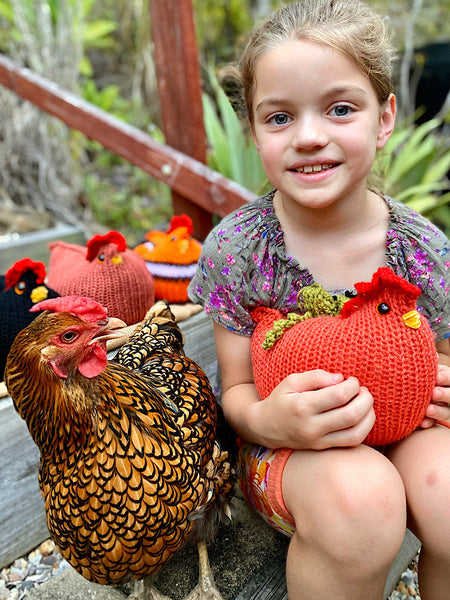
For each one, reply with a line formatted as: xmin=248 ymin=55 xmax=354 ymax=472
xmin=98 ymin=253 xmax=105 ymax=263
xmin=14 ymin=281 xmax=26 ymax=295
xmin=61 ymin=330 xmax=79 ymax=343
xmin=376 ymin=302 xmax=391 ymax=315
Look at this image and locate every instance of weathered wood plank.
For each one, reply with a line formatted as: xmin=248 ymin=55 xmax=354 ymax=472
xmin=0 ymin=54 xmax=256 ymax=228
xmin=0 ymin=399 xmax=47 ymax=568
xmin=0 ymin=225 xmax=86 ymax=273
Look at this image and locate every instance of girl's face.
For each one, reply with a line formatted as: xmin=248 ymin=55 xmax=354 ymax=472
xmin=251 ymin=39 xmax=396 ymax=213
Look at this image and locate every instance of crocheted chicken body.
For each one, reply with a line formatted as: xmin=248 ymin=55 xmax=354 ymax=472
xmin=251 ymin=267 xmax=438 ymax=447
xmin=133 ymin=215 xmax=202 ymax=304
xmin=47 ymin=231 xmax=155 ymax=325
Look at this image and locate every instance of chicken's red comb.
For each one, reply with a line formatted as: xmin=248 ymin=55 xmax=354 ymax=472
xmin=5 ymin=258 xmax=46 ymax=289
xmin=86 ymin=231 xmax=127 ymax=261
xmin=30 ymin=296 xmax=108 ymax=323
xmin=341 ymin=267 xmax=421 ymax=318
xmin=167 ymin=214 xmax=194 ymax=235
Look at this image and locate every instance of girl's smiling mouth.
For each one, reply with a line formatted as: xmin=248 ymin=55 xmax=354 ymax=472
xmin=293 ymin=163 xmax=338 ymax=173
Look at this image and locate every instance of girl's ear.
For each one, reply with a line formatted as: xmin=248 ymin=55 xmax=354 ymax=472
xmin=376 ymin=93 xmax=396 ymax=150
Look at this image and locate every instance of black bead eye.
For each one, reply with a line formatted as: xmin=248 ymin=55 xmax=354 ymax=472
xmin=376 ymin=302 xmax=391 ymax=315
xmin=98 ymin=253 xmax=105 ymax=262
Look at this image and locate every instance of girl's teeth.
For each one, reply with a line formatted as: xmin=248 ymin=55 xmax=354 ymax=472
xmin=297 ymin=164 xmax=332 ymax=173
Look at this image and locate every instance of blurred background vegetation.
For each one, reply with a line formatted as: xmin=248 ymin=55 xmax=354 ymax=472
xmin=0 ymin=0 xmax=448 ymax=243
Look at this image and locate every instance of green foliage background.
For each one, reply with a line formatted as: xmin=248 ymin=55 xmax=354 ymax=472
xmin=0 ymin=0 xmax=448 ymax=238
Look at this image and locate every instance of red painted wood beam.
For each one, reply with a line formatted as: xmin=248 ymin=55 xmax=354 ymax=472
xmin=149 ymin=0 xmax=213 ymax=238
xmin=0 ymin=54 xmax=255 ymax=228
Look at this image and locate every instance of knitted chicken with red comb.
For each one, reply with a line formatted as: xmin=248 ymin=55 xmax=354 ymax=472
xmin=133 ymin=214 xmax=202 ymax=303
xmin=251 ymin=267 xmax=438 ymax=447
xmin=47 ymin=231 xmax=155 ymax=325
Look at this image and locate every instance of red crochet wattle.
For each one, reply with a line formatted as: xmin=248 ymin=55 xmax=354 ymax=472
xmin=251 ymin=268 xmax=438 ymax=447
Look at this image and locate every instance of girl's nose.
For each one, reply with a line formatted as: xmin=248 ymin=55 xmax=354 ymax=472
xmin=292 ymin=114 xmax=327 ymax=150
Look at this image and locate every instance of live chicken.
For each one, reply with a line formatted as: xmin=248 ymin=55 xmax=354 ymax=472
xmin=5 ymin=297 xmax=234 ymax=600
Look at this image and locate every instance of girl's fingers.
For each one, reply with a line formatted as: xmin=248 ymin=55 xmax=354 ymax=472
xmin=426 ymin=401 xmax=450 ymax=423
xmin=319 ymin=402 xmax=376 ymax=448
xmin=315 ymin=385 xmax=374 ymax=434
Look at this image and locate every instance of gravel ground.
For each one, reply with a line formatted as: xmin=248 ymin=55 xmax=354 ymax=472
xmin=0 ymin=539 xmax=421 ymax=600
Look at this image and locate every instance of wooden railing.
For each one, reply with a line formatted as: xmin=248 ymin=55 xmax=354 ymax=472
xmin=0 ymin=1 xmax=256 ymax=240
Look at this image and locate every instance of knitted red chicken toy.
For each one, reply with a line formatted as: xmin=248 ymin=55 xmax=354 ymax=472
xmin=251 ymin=267 xmax=438 ymax=447
xmin=47 ymin=231 xmax=155 ymax=325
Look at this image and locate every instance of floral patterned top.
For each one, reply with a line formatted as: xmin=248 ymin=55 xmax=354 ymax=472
xmin=188 ymin=190 xmax=450 ymax=341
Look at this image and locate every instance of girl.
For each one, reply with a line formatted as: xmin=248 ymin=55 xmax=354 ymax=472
xmin=189 ymin=1 xmax=450 ymax=598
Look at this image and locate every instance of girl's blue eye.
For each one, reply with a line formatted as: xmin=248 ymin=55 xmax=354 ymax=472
xmin=270 ymin=113 xmax=290 ymax=126
xmin=331 ymin=105 xmax=352 ymax=117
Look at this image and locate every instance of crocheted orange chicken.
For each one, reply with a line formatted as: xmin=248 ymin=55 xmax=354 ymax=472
xmin=47 ymin=231 xmax=155 ymax=325
xmin=251 ymin=267 xmax=438 ymax=447
xmin=133 ymin=215 xmax=202 ymax=304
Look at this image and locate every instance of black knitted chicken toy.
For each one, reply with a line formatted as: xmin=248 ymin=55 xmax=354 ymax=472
xmin=0 ymin=258 xmax=59 ymax=380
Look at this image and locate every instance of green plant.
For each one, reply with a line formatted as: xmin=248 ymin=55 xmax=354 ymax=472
xmin=202 ymin=65 xmax=268 ymax=195
xmin=374 ymin=113 xmax=450 ymax=233
xmin=84 ymin=159 xmax=173 ymax=245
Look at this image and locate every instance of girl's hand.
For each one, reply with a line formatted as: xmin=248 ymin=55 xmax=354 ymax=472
xmin=253 ymin=370 xmax=376 ymax=450
xmin=421 ymin=364 xmax=450 ymax=428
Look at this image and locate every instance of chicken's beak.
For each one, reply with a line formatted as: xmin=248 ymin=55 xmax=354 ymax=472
xmin=92 ymin=317 xmax=128 ymax=345
xmin=402 ymin=309 xmax=421 ymax=329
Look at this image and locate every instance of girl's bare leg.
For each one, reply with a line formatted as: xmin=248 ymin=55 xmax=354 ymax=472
xmin=282 ymin=445 xmax=407 ymax=600
xmin=388 ymin=425 xmax=450 ymax=600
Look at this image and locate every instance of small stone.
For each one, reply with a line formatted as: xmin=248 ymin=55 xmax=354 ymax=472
xmin=12 ymin=560 xmax=27 ymax=572
xmin=20 ymin=579 xmax=35 ymax=590
xmin=28 ymin=550 xmax=42 ymax=564
xmin=39 ymin=540 xmax=55 ymax=557
xmin=41 ymin=554 xmax=58 ymax=567
xmin=401 ymin=568 xmax=415 ymax=586
xmin=8 ymin=571 xmax=21 ymax=583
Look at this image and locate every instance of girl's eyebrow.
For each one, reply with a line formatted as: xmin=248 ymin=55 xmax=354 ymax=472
xmin=321 ymin=85 xmax=368 ymax=101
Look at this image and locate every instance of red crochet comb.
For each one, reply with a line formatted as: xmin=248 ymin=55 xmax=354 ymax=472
xmin=86 ymin=231 xmax=127 ymax=261
xmin=30 ymin=296 xmax=108 ymax=323
xmin=168 ymin=214 xmax=194 ymax=235
xmin=341 ymin=267 xmax=421 ymax=318
xmin=5 ymin=258 xmax=46 ymax=289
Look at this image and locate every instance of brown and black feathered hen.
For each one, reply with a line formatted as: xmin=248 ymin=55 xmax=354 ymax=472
xmin=5 ymin=297 xmax=234 ymax=600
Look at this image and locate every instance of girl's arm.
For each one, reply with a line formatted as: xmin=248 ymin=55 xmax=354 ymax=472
xmin=214 ymin=322 xmax=376 ymax=450
xmin=422 ymin=339 xmax=450 ymax=427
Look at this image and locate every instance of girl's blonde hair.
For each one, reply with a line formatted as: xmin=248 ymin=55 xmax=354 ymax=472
xmin=239 ymin=0 xmax=395 ymax=124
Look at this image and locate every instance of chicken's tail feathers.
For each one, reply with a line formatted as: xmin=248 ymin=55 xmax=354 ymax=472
xmin=189 ymin=441 xmax=236 ymax=542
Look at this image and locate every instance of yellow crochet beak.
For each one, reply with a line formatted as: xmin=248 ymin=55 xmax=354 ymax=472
xmin=402 ymin=309 xmax=421 ymax=329
xmin=31 ymin=286 xmax=49 ymax=304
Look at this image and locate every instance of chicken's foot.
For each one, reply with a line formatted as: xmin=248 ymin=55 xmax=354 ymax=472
xmin=128 ymin=577 xmax=172 ymax=600
xmin=127 ymin=541 xmax=223 ymax=600
xmin=184 ymin=541 xmax=224 ymax=600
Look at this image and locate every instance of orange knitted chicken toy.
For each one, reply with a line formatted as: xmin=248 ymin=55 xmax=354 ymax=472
xmin=133 ymin=215 xmax=202 ymax=304
xmin=251 ymin=267 xmax=438 ymax=447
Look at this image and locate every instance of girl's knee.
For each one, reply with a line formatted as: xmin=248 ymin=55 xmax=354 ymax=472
xmin=389 ymin=427 xmax=450 ymax=549
xmin=284 ymin=447 xmax=406 ymax=565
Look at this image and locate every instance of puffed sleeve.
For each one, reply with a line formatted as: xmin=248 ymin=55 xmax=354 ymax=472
xmin=386 ymin=200 xmax=450 ymax=341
